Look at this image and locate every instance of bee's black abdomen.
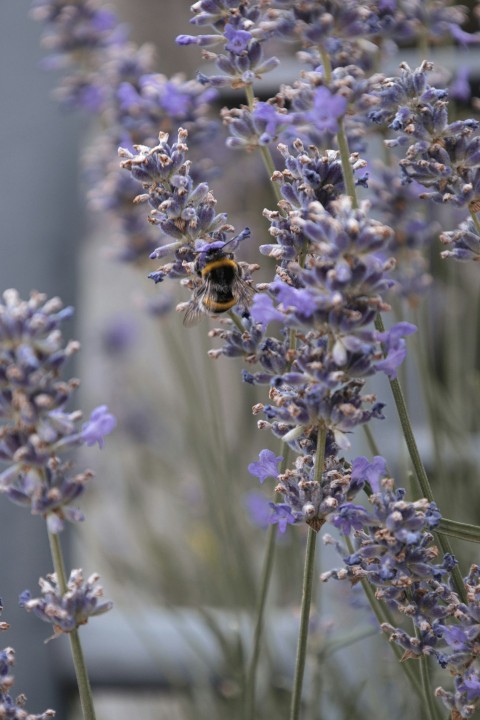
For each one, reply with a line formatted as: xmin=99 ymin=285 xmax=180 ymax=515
xmin=202 ymin=257 xmax=239 ymax=313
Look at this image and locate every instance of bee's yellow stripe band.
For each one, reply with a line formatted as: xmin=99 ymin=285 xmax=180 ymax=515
xmin=203 ymin=297 xmax=237 ymax=311
xmin=201 ymin=258 xmax=237 ymax=277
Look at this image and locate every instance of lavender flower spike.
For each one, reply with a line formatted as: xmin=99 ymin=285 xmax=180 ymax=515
xmin=0 ymin=289 xmax=115 ymax=531
xmin=19 ymin=569 xmax=113 ymax=642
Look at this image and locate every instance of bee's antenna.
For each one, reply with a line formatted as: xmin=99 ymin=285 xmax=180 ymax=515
xmin=194 ymin=227 xmax=251 ymax=255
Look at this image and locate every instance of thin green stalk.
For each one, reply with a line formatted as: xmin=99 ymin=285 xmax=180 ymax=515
xmin=417 ymin=27 xmax=430 ymax=61
xmin=316 ymin=60 xmax=359 ymax=211
xmin=244 ymin=445 xmax=290 ymax=720
xmin=244 ymin=522 xmax=277 ymax=720
xmin=290 ymin=527 xmax=319 ymax=720
xmin=411 ymin=304 xmax=445 ymax=480
xmin=438 ymin=517 xmax=480 ymax=544
xmin=48 ymin=530 xmax=97 ymax=720
xmin=374 ymin=313 xmax=467 ymax=605
xmin=336 ymin=118 xmax=359 ymax=210
xmin=244 ymin=84 xmax=283 ymax=204
xmin=319 ymin=48 xmax=332 ymax=84
xmin=418 ymin=645 xmax=442 ymax=720
xmin=228 ymin=309 xmax=245 ymax=332
xmin=362 ymin=423 xmax=382 ymax=458
xmin=289 ymin=425 xmax=327 ymax=720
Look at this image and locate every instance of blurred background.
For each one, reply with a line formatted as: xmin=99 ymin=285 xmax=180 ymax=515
xmin=2 ymin=1 xmax=480 ymax=719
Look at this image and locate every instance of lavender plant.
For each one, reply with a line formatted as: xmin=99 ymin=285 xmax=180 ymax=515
xmin=0 ymin=290 xmax=115 ymax=720
xmin=25 ymin=0 xmax=480 ymax=719
xmin=0 ymin=600 xmax=55 ymax=719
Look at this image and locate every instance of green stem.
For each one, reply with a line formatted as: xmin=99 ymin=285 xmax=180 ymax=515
xmin=228 ymin=309 xmax=245 ymax=332
xmin=320 ymin=48 xmax=358 ymax=210
xmin=374 ymin=314 xmax=467 ymax=604
xmin=289 ymin=425 xmax=326 ymax=720
xmin=48 ymin=530 xmax=97 ymax=720
xmin=289 ymin=527 xmax=318 ymax=720
xmin=418 ymin=647 xmax=442 ymax=720
xmin=245 ymin=84 xmax=255 ymax=109
xmin=336 ymin=118 xmax=359 ymax=209
xmin=319 ymin=48 xmax=332 ymax=84
xmin=244 ymin=84 xmax=283 ymax=205
xmin=244 ymin=446 xmax=290 ymax=720
xmin=438 ymin=517 xmax=480 ymax=544
xmin=244 ymin=523 xmax=277 ymax=720
xmin=362 ymin=423 xmax=382 ymax=458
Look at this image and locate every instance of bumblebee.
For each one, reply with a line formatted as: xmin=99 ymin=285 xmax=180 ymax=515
xmin=183 ymin=245 xmax=255 ymax=326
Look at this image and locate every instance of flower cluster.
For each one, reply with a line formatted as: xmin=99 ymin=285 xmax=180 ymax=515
xmin=369 ymin=61 xmax=480 ymax=207
xmin=434 ymin=565 xmax=480 ymax=718
xmin=368 ymin=164 xmax=437 ymax=302
xmin=0 ymin=601 xmax=55 ymax=718
xmin=234 ymin=138 xmax=417 ymax=529
xmin=221 ymin=66 xmax=374 ymax=156
xmin=19 ymin=569 xmax=112 ymax=642
xmin=32 ymin=0 xmax=218 ymax=265
xmin=31 ymin=0 xmax=126 ymax=111
xmin=440 ymin=217 xmax=480 ymax=262
xmin=177 ymin=1 xmax=280 ymax=88
xmin=249 ymin=447 xmax=365 ymax=532
xmin=322 ymin=456 xmax=480 ymax=719
xmin=0 ymin=289 xmax=115 ymax=532
xmin=119 ymin=127 xmax=256 ymax=296
xmin=178 ymin=1 xmax=469 ymax=84
xmin=369 ymin=60 xmax=480 ymax=266
xmin=322 ymin=456 xmax=446 ymax=593
xmin=31 ymin=0 xmax=480 ymax=717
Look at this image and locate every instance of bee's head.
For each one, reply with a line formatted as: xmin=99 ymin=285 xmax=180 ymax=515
xmin=194 ymin=227 xmax=251 ymax=264
xmin=194 ymin=240 xmax=227 ymax=269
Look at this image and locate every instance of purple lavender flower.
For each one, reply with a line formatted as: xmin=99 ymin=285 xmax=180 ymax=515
xmin=19 ymin=569 xmax=112 ymax=641
xmin=370 ymin=61 xmax=480 ymax=215
xmin=450 ymin=66 xmax=471 ymax=103
xmin=323 ymin=458 xmax=445 ymax=588
xmin=33 ymin=2 xmax=219 ymax=268
xmin=31 ymin=0 xmax=127 ymax=112
xmin=224 ymin=23 xmax=252 ymax=54
xmin=245 ymin=492 xmax=271 ymax=529
xmin=269 ymin=503 xmax=296 ymax=533
xmin=448 ymin=22 xmax=480 ymax=47
xmin=374 ymin=322 xmax=417 ymax=380
xmin=248 ymin=449 xmax=284 ymax=483
xmin=101 ymin=316 xmax=137 ymax=356
xmin=81 ymin=405 xmax=117 ymax=448
xmin=368 ymin=164 xmax=437 ymax=301
xmin=177 ymin=2 xmax=280 ymax=88
xmin=350 ymin=455 xmax=387 ymax=493
xmin=250 ymin=294 xmax=288 ymax=328
xmin=319 ymin=458 xmax=480 ymax=715
xmin=441 ymin=217 xmax=480 ymax=262
xmin=255 ymin=1 xmax=382 ymax=71
xmin=305 ymin=87 xmax=348 ymax=135
xmin=251 ymin=447 xmax=367 ymax=533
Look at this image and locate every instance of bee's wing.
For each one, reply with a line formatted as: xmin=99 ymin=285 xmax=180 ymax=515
xmin=233 ymin=276 xmax=256 ymax=308
xmin=182 ymin=287 xmax=206 ymax=327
